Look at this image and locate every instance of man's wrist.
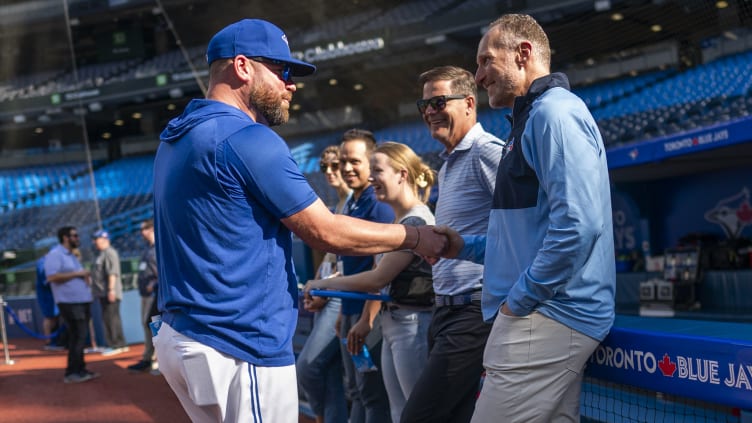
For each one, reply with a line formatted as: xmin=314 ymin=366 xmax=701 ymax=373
xmin=400 ymin=225 xmax=420 ymax=250
xmin=411 ymin=226 xmax=420 ymax=250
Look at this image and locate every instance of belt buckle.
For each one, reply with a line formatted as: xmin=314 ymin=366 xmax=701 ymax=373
xmin=436 ymin=293 xmax=465 ymax=307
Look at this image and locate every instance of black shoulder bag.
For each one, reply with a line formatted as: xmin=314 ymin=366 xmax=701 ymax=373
xmin=388 ymin=270 xmax=434 ymax=307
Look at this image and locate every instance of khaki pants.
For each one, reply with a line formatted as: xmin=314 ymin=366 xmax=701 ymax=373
xmin=471 ymin=311 xmax=599 ymax=423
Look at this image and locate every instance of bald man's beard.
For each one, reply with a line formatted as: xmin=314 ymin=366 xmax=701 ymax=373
xmin=249 ymin=82 xmax=289 ymax=127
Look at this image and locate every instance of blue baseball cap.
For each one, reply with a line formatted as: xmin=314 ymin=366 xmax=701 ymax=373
xmin=206 ymin=19 xmax=316 ymax=77
xmin=92 ymin=230 xmax=109 ymax=239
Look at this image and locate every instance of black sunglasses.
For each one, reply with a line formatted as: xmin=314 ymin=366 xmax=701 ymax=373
xmin=251 ymin=57 xmax=292 ymax=82
xmin=416 ymin=94 xmax=467 ymax=114
xmin=320 ymin=161 xmax=340 ymax=173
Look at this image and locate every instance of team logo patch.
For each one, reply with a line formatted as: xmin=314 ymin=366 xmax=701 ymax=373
xmin=704 ymin=187 xmax=752 ymax=239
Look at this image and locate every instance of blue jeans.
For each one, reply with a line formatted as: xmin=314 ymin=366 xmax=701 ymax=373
xmin=380 ymin=307 xmax=431 ymax=423
xmin=296 ymin=298 xmax=348 ymax=423
xmin=340 ymin=312 xmax=392 ymax=423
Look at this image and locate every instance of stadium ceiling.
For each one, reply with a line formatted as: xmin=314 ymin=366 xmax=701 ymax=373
xmin=0 ymin=0 xmax=750 ymax=151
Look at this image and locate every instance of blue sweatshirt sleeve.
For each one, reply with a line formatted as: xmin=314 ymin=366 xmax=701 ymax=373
xmin=458 ymin=235 xmax=486 ymax=264
xmin=506 ymin=95 xmax=607 ymax=316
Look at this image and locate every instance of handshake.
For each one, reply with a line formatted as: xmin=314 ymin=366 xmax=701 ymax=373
xmin=407 ymin=225 xmax=463 ymax=265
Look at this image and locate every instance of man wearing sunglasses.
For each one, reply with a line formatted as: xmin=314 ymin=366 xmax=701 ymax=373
xmin=44 ymin=226 xmax=98 ymax=384
xmin=152 ymin=19 xmax=448 ymax=423
xmin=401 ymin=66 xmax=504 ymax=423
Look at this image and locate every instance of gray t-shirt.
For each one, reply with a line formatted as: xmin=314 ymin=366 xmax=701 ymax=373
xmin=91 ymin=246 xmax=122 ymax=299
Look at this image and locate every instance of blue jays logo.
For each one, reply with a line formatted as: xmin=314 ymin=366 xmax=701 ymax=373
xmin=703 ymin=187 xmax=752 ymax=239
xmin=502 ymin=138 xmax=515 ymax=158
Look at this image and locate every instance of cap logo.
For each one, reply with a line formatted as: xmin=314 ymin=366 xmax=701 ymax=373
xmin=205 ymin=19 xmax=315 ymax=75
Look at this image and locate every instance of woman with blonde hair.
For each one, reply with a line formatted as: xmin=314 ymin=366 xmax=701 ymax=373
xmin=305 ymin=141 xmax=436 ymax=423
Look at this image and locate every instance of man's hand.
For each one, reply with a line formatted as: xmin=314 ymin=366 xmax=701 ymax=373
xmin=80 ymin=270 xmax=91 ymax=285
xmin=432 ymin=225 xmax=464 ymax=259
xmin=500 ymin=302 xmax=518 ymax=317
xmin=107 ymin=290 xmax=116 ymax=303
xmin=412 ymin=225 xmax=448 ymax=260
xmin=418 ymin=225 xmax=464 ymax=264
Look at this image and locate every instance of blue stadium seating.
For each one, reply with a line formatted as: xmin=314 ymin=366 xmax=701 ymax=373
xmin=0 ymin=162 xmax=88 ymax=209
xmin=0 ymin=156 xmax=154 ymax=254
xmin=587 ymin=51 xmax=752 ymax=146
xmin=593 ymin=51 xmax=752 ymax=121
xmin=1 ymin=43 xmax=750 ymax=257
xmin=572 ymin=69 xmax=671 ymax=109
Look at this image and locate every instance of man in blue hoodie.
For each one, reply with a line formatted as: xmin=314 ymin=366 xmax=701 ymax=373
xmin=435 ymin=14 xmax=615 ymax=423
xmin=152 ymin=19 xmax=447 ymax=423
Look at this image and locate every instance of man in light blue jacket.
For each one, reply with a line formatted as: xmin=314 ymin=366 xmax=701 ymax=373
xmin=436 ymin=14 xmax=615 ymax=423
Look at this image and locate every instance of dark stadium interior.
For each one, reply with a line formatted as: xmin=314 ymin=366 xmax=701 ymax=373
xmin=0 ymin=0 xmax=749 ymax=258
xmin=0 ymin=1 xmax=748 ymax=256
xmin=1 ymin=0 xmax=751 ymax=153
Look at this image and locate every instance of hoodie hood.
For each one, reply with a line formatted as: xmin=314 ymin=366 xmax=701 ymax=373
xmin=160 ymin=99 xmax=253 ymax=143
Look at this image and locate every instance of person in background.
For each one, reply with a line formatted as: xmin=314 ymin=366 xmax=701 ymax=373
xmin=332 ymin=129 xmax=394 ymax=423
xmin=71 ymin=245 xmax=104 ymax=356
xmin=320 ymin=144 xmax=353 ymax=215
xmin=127 ymin=219 xmax=159 ymax=373
xmin=435 ymin=14 xmax=616 ymax=422
xmin=296 ymin=145 xmax=352 ymax=423
xmin=400 ymin=66 xmax=504 ymax=423
xmin=91 ymin=230 xmax=128 ymax=356
xmin=306 ymin=141 xmax=436 ymax=423
xmin=152 ymin=19 xmax=446 ymax=423
xmin=35 ymin=248 xmax=66 ymax=351
xmin=44 ymin=226 xmax=98 ymax=384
